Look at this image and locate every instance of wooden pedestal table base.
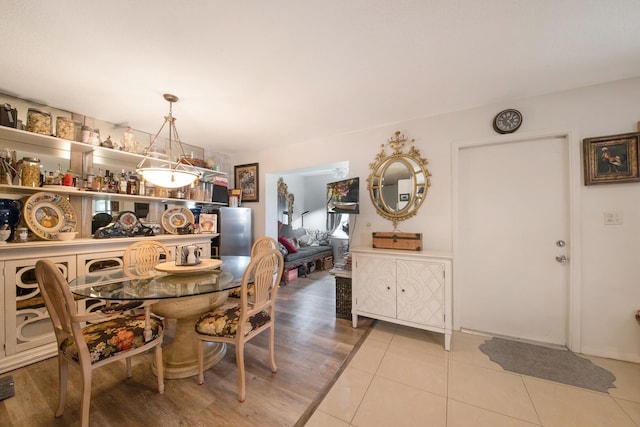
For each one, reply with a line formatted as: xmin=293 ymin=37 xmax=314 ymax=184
xmin=151 ymin=291 xmax=229 ymax=379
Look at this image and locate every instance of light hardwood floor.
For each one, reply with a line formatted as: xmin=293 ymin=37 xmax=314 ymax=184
xmin=0 ymin=270 xmax=371 ymax=427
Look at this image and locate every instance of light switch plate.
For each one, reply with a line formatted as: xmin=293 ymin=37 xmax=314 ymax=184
xmin=604 ymin=211 xmax=623 ymax=225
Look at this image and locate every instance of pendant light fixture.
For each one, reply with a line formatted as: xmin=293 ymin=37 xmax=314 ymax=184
xmin=136 ymin=94 xmax=201 ymax=188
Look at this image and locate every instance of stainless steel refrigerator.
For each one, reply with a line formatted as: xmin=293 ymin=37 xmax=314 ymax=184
xmin=212 ymin=207 xmax=253 ymax=256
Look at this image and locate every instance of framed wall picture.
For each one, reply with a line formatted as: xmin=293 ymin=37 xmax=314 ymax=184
xmin=583 ymin=132 xmax=640 ymax=185
xmin=199 ymin=213 xmax=217 ymax=233
xmin=399 ymin=193 xmax=410 ymax=201
xmin=234 ymin=163 xmax=259 ymax=202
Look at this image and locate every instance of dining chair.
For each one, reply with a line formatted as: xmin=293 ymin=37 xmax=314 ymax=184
xmin=195 ymin=249 xmax=284 ymax=402
xmin=123 ymin=240 xmax=170 ymax=276
xmin=251 ymin=236 xmax=279 ymax=256
xmin=35 ymin=259 xmax=165 ymax=427
xmin=229 ymin=236 xmax=280 ymax=300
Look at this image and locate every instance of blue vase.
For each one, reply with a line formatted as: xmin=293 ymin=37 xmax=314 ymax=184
xmin=189 ymin=208 xmax=201 ymax=225
xmin=0 ymin=199 xmax=22 ymax=240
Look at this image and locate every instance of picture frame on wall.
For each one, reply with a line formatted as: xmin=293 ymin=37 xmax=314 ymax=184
xmin=234 ymin=162 xmax=259 ymax=202
xmin=583 ymin=132 xmax=640 ymax=185
xmin=199 ymin=213 xmax=217 ymax=233
xmin=399 ymin=193 xmax=410 ymax=201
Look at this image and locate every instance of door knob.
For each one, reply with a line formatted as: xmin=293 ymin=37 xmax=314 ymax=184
xmin=555 ymin=254 xmax=568 ymax=264
xmin=556 ymin=240 xmax=566 ymax=247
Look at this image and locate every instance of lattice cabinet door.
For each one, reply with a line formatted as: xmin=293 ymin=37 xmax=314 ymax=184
xmin=0 ymin=261 xmax=4 ymax=359
xmin=77 ymin=250 xmax=124 ymax=275
xmin=396 ymin=260 xmax=445 ymax=328
xmin=353 ymin=254 xmax=397 ymax=318
xmin=4 ymin=256 xmax=77 ymax=356
xmin=77 ymin=250 xmax=125 ymax=314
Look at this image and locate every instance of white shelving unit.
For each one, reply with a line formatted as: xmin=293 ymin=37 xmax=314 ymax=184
xmin=0 ymin=124 xmax=226 ymax=373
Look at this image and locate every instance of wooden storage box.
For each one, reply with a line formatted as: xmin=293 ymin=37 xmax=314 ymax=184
xmin=321 ymin=255 xmax=333 ymax=270
xmin=372 ymin=232 xmax=423 ymax=251
xmin=286 ymin=268 xmax=298 ymax=282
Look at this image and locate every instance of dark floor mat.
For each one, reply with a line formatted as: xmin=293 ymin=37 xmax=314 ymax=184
xmin=479 ymin=337 xmax=616 ymax=393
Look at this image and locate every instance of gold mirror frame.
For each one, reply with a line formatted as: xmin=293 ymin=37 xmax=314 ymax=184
xmin=368 ymin=131 xmax=431 ymax=229
xmin=277 ymin=177 xmax=294 ymax=225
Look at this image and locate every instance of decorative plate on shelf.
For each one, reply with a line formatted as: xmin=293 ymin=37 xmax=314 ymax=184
xmin=154 ymin=258 xmax=222 ymax=275
xmin=161 ymin=206 xmax=194 ymax=234
xmin=23 ymin=192 xmax=76 ymax=240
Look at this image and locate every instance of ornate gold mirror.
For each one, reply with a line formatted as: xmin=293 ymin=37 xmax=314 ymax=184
xmin=277 ymin=177 xmax=294 ymax=225
xmin=368 ymin=131 xmax=431 ymax=228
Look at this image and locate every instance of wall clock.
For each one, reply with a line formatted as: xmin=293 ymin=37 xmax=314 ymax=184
xmin=493 ymin=109 xmax=523 ymax=134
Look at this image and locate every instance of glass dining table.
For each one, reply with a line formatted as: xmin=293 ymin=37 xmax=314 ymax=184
xmin=69 ymin=256 xmax=252 ymax=379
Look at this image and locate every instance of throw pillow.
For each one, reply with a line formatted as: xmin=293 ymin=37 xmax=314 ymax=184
xmin=316 ymin=230 xmax=331 ymax=246
xmin=298 ymin=234 xmax=313 ymax=247
xmin=278 ymin=236 xmax=298 ymax=254
xmin=293 ymin=227 xmax=307 ymax=239
xmin=279 ymin=223 xmax=294 ymax=239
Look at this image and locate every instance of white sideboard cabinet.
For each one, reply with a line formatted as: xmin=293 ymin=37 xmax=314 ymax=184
xmin=0 ymin=235 xmax=214 ymax=374
xmin=351 ymin=246 xmax=452 ymax=350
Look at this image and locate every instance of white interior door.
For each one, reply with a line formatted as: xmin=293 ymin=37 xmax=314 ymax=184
xmin=457 ymin=136 xmax=570 ymax=346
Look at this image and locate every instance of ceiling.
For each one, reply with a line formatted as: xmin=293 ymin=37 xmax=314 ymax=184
xmin=2 ymin=1 xmax=640 ymax=154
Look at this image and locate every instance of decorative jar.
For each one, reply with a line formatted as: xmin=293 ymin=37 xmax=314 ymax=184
xmin=56 ymin=117 xmax=74 ymax=140
xmin=26 ymin=108 xmax=52 ymax=135
xmin=21 ymin=157 xmax=41 ymax=187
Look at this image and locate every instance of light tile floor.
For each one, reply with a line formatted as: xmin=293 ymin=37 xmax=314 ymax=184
xmin=305 ymin=321 xmax=640 ymax=427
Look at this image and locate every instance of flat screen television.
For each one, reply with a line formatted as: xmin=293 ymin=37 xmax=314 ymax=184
xmin=327 ymin=177 xmax=359 ymax=214
xmin=212 ymin=184 xmax=229 ymax=204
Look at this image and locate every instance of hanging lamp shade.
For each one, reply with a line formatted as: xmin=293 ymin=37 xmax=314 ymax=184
xmin=136 ymin=94 xmax=201 ymax=189
xmin=138 ymin=166 xmax=200 ymax=188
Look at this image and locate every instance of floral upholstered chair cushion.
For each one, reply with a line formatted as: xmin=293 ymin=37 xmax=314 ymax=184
xmin=228 ymin=283 xmax=255 ymax=299
xmin=60 ymin=314 xmax=164 ymax=363
xmin=195 ymin=302 xmax=270 ymax=338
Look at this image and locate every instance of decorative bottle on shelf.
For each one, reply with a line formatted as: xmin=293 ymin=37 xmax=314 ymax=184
xmin=127 ymin=171 xmax=139 ymax=195
xmin=81 ymin=125 xmax=91 ymax=143
xmin=45 ymin=171 xmax=55 ymax=185
xmin=49 ymin=164 xmax=59 ymax=185
xmin=95 ymin=168 xmax=104 ymax=192
xmin=86 ymin=167 xmax=96 ymax=191
xmin=63 ymin=169 xmax=73 ymax=186
xmin=138 ymin=174 xmax=145 ymax=196
xmin=91 ymin=128 xmax=101 ymax=146
xmin=106 ymin=170 xmax=116 ymax=193
xmin=118 ymin=169 xmax=128 ymax=194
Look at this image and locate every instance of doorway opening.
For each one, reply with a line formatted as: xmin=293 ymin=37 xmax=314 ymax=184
xmin=265 ymin=161 xmax=351 ymax=265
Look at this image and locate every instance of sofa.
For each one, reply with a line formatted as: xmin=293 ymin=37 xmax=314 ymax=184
xmin=278 ymin=223 xmax=333 ymax=282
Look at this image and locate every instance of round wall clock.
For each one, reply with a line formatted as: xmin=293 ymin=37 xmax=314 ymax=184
xmin=493 ymin=109 xmax=523 ymax=134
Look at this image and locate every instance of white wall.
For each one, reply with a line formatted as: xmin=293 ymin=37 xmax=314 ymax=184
xmin=232 ymin=77 xmax=640 ymax=362
xmin=302 ymin=174 xmax=334 ymax=230
xmin=271 ymin=172 xmax=335 ymax=231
